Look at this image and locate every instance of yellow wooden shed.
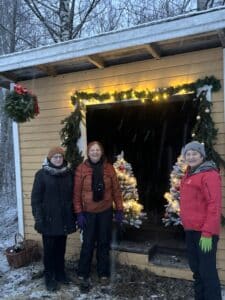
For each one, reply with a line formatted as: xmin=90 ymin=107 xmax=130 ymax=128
xmin=0 ymin=6 xmax=225 ymax=283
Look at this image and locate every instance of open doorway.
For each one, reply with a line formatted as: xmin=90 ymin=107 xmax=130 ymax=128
xmin=86 ymin=95 xmax=198 ymax=250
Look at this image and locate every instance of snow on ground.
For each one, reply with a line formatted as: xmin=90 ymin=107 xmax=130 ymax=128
xmin=0 ymin=199 xmax=225 ymax=299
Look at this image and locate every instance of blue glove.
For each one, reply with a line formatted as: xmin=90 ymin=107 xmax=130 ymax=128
xmin=77 ymin=213 xmax=86 ymax=230
xmin=115 ymin=210 xmax=124 ymax=224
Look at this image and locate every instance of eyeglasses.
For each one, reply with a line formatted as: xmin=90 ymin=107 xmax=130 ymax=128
xmin=52 ymin=155 xmax=63 ymax=159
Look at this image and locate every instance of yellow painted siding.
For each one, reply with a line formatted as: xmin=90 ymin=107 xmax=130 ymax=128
xmin=20 ymin=47 xmax=225 ymax=283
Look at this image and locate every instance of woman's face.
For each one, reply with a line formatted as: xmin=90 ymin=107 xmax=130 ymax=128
xmin=50 ymin=153 xmax=64 ymax=167
xmin=88 ymin=143 xmax=102 ymax=163
xmin=185 ymin=150 xmax=203 ymax=168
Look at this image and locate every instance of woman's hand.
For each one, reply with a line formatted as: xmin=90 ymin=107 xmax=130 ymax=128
xmin=77 ymin=213 xmax=86 ymax=230
xmin=114 ymin=210 xmax=124 ymax=224
xmin=199 ymin=236 xmax=212 ymax=252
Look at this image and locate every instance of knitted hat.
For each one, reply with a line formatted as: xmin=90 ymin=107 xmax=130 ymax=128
xmin=87 ymin=141 xmax=104 ymax=156
xmin=47 ymin=146 xmax=65 ymax=159
xmin=182 ymin=141 xmax=206 ymax=158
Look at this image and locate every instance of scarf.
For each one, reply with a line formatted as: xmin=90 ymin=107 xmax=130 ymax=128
xmin=42 ymin=158 xmax=70 ymax=176
xmin=88 ymin=158 xmax=105 ymax=202
xmin=188 ymin=160 xmax=218 ymax=175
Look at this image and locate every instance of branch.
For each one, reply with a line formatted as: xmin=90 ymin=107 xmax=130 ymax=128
xmin=72 ymin=0 xmax=101 ymax=38
xmin=0 ymin=23 xmax=35 ymax=48
xmin=23 ymin=0 xmax=59 ymax=42
xmin=34 ymin=0 xmax=58 ymax=13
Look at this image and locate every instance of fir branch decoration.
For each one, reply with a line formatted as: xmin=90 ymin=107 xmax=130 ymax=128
xmin=60 ymin=101 xmax=84 ymax=170
xmin=4 ymin=84 xmax=39 ymax=123
xmin=70 ymin=76 xmax=221 ymax=104
xmin=62 ymin=76 xmax=225 ymax=174
xmin=191 ymin=91 xmax=225 ymax=168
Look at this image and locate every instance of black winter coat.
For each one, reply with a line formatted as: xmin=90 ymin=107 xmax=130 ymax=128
xmin=31 ymin=166 xmax=76 ymax=236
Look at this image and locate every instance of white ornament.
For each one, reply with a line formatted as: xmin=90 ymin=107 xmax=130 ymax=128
xmin=205 ymin=108 xmax=210 ymax=113
xmin=196 ymin=115 xmax=201 ymax=120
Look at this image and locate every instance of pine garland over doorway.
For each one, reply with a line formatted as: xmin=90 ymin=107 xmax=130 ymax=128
xmin=60 ymin=76 xmax=225 ymax=171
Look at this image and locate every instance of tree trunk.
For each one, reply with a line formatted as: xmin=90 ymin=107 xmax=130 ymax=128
xmin=59 ymin=0 xmax=71 ymax=41
xmin=0 ymin=88 xmax=16 ymax=205
xmin=197 ymin=0 xmax=209 ymax=10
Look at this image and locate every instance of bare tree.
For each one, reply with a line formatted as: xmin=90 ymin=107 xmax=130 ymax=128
xmin=23 ymin=0 xmax=103 ymax=42
xmin=0 ymin=88 xmax=15 ymax=205
xmin=197 ymin=0 xmax=225 ymax=9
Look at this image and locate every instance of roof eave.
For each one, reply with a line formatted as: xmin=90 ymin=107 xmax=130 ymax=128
xmin=0 ymin=7 xmax=225 ymax=73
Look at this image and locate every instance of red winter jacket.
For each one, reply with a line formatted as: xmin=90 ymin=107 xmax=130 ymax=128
xmin=73 ymin=160 xmax=123 ymax=214
xmin=180 ymin=164 xmax=222 ymax=237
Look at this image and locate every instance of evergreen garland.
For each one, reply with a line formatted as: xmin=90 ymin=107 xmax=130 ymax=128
xmin=60 ymin=101 xmax=84 ymax=170
xmin=61 ymin=76 xmax=225 ymax=172
xmin=192 ymin=91 xmax=225 ymax=168
xmin=71 ymin=76 xmax=221 ymax=104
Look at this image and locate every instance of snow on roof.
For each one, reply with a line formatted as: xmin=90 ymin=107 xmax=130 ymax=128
xmin=0 ymin=6 xmax=225 ymax=86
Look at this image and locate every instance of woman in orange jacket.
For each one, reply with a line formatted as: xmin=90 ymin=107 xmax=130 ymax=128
xmin=73 ymin=141 xmax=123 ymax=290
xmin=180 ymin=141 xmax=222 ymax=300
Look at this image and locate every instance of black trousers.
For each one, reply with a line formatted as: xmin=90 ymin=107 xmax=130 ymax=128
xmin=78 ymin=208 xmax=112 ymax=279
xmin=185 ymin=231 xmax=221 ymax=300
xmin=42 ymin=235 xmax=67 ymax=277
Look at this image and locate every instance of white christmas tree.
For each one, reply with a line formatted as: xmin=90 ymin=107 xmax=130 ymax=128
xmin=113 ymin=151 xmax=146 ymax=228
xmin=162 ymin=155 xmax=187 ymax=226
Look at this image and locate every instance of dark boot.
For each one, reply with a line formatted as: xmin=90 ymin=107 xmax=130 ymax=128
xmin=55 ymin=272 xmax=71 ymax=285
xmin=79 ymin=278 xmax=90 ymax=293
xmin=45 ymin=272 xmax=59 ymax=292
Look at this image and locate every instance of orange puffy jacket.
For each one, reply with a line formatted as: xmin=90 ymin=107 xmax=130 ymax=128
xmin=73 ymin=160 xmax=123 ymax=213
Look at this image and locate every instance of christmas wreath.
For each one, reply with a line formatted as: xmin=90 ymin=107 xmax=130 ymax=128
xmin=4 ymin=84 xmax=40 ymax=123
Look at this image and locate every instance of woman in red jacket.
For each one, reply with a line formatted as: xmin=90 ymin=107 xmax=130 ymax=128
xmin=73 ymin=141 xmax=123 ymax=290
xmin=180 ymin=141 xmax=222 ymax=300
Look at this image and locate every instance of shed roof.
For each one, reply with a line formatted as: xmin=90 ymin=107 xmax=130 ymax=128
xmin=0 ymin=6 xmax=225 ymax=88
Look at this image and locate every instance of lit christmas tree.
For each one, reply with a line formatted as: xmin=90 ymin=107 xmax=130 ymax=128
xmin=162 ymin=155 xmax=187 ymax=226
xmin=113 ymin=151 xmax=146 ymax=228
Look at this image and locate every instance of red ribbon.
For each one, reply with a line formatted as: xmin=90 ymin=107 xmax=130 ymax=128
xmin=14 ymin=84 xmax=28 ymax=95
xmin=14 ymin=84 xmax=40 ymax=116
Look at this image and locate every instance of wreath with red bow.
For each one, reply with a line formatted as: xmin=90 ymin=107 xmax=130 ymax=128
xmin=4 ymin=84 xmax=40 ymax=123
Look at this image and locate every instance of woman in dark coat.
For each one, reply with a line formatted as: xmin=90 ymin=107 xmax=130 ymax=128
xmin=31 ymin=146 xmax=76 ymax=292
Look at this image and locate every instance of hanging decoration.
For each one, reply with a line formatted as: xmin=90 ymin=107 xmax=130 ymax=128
xmin=4 ymin=84 xmax=40 ymax=123
xmin=113 ymin=151 xmax=147 ymax=228
xmin=191 ymin=90 xmax=225 ymax=167
xmin=60 ymin=101 xmax=84 ymax=170
xmin=70 ymin=76 xmax=221 ymax=105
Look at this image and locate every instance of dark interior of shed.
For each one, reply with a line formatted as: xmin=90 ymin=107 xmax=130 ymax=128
xmin=86 ymin=95 xmax=198 ymax=253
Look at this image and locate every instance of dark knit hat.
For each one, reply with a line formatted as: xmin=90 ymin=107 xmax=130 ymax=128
xmin=87 ymin=141 xmax=104 ymax=156
xmin=47 ymin=146 xmax=65 ymax=159
xmin=182 ymin=141 xmax=206 ymax=158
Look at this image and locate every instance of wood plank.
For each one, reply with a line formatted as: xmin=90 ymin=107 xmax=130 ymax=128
xmin=24 ymin=48 xmax=222 ymax=91
xmin=32 ymin=65 xmax=222 ymax=99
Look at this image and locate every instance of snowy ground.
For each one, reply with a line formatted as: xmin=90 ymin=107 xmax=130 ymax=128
xmin=0 ymin=200 xmax=225 ymax=299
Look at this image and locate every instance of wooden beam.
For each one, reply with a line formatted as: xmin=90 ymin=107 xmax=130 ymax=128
xmin=87 ymin=55 xmax=105 ymax=69
xmin=0 ymin=72 xmax=17 ymax=82
xmin=36 ymin=64 xmax=57 ymax=76
xmin=145 ymin=43 xmax=161 ymax=59
xmin=217 ymin=29 xmax=225 ymax=48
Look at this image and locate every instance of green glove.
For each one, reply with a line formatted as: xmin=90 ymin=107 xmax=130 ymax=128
xmin=199 ymin=236 xmax=212 ymax=253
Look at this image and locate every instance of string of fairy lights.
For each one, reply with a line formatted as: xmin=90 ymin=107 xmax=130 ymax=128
xmin=70 ymin=76 xmax=221 ymax=106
